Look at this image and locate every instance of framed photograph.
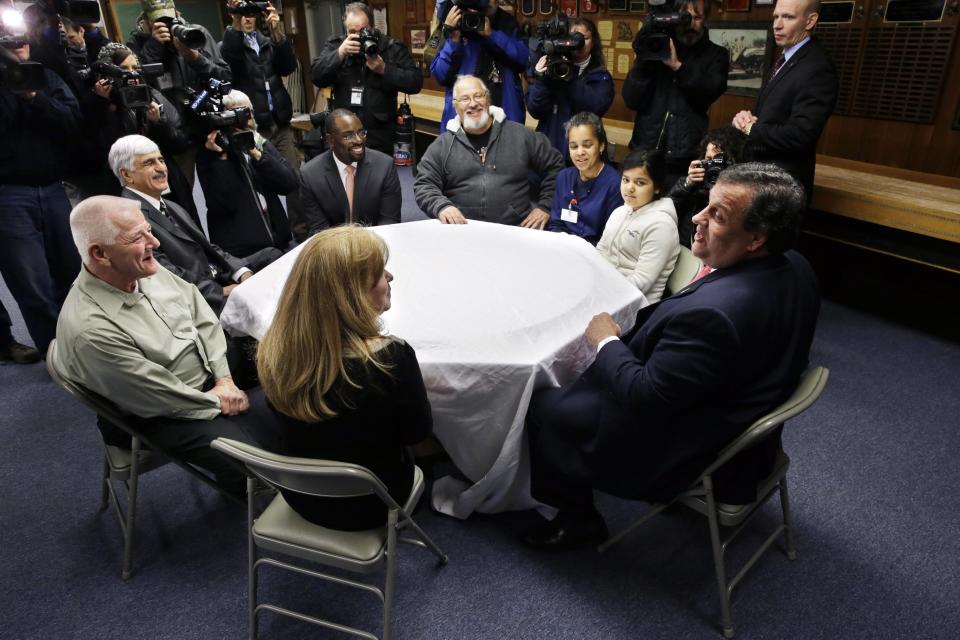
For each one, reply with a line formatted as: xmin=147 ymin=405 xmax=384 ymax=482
xmin=408 ymin=25 xmax=428 ymax=55
xmin=709 ymin=23 xmax=773 ymax=96
xmin=608 ymin=0 xmax=628 ymax=12
xmin=725 ymin=0 xmax=751 ymax=11
xmin=755 ymin=0 xmax=774 ymax=5
xmin=629 ymin=0 xmax=646 ymax=12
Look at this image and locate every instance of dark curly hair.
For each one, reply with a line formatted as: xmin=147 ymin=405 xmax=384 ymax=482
xmin=698 ymin=126 xmax=750 ymax=164
xmin=620 ymin=148 xmax=667 ymax=196
xmin=715 ymin=162 xmax=805 ymax=254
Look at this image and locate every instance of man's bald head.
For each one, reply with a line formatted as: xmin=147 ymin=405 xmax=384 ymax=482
xmin=70 ymin=196 xmax=140 ymax=265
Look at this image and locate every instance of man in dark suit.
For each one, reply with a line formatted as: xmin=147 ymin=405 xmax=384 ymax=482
xmin=300 ymin=109 xmax=401 ymax=235
xmin=732 ymin=0 xmax=837 ymax=198
xmin=523 ymin=163 xmax=820 ymax=549
xmin=109 ymin=135 xmax=281 ymax=315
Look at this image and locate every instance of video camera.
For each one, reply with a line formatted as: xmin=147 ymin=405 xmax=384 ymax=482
xmin=533 ymin=14 xmax=584 ymax=82
xmin=155 ymin=15 xmax=206 ymax=49
xmin=186 ymin=78 xmax=256 ymax=152
xmin=632 ymin=0 xmax=691 ymax=62
xmin=92 ymin=60 xmax=164 ymax=109
xmin=452 ymin=0 xmax=487 ymax=35
xmin=0 ymin=5 xmax=44 ymax=91
xmin=227 ymin=1 xmax=268 ymax=18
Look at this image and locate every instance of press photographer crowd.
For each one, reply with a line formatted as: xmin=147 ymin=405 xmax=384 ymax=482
xmin=2 ymin=0 xmax=836 ymax=553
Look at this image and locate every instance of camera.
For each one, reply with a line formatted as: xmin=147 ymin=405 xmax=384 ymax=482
xmin=452 ymin=0 xmax=487 ymax=35
xmin=698 ymin=153 xmax=730 ymax=187
xmin=227 ymin=1 xmax=268 ymax=17
xmin=632 ymin=0 xmax=691 ymax=62
xmin=0 ymin=7 xmax=46 ymax=91
xmin=186 ymin=78 xmax=255 ymax=152
xmin=93 ymin=61 xmax=164 ymax=109
xmin=356 ymin=27 xmax=379 ymax=57
xmin=533 ymin=15 xmax=585 ymax=82
xmin=155 ymin=16 xmax=207 ymax=49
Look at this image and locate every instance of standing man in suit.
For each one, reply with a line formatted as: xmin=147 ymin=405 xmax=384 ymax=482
xmin=522 ymin=163 xmax=820 ymax=549
xmin=300 ymin=109 xmax=401 ymax=235
xmin=109 ymin=135 xmax=281 ymax=315
xmin=731 ymin=0 xmax=837 ymax=197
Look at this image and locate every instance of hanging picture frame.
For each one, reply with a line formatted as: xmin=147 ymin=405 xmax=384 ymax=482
xmin=709 ymin=22 xmax=773 ymax=96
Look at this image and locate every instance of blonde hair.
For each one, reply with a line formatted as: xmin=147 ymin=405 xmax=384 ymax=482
xmin=257 ymin=226 xmax=391 ymax=422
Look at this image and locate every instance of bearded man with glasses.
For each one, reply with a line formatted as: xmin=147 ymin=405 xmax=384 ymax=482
xmin=414 ymin=75 xmax=563 ymax=228
xmin=300 ymin=109 xmax=402 ymax=234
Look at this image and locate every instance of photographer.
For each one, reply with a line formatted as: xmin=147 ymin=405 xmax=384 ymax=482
xmin=0 ymin=35 xmax=81 ymax=355
xmin=127 ymin=0 xmax=231 ymax=185
xmin=526 ymin=16 xmax=614 ymax=156
xmin=668 ymin=126 xmax=748 ymax=246
xmin=311 ymin=2 xmax=421 ymax=157
xmin=196 ymin=89 xmax=296 ymax=258
xmin=427 ymin=0 xmax=528 ymax=129
xmin=622 ymin=0 xmax=728 ymax=188
xmin=74 ymin=44 xmax=195 ymax=211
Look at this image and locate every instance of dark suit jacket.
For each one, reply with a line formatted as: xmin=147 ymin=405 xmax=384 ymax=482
xmin=300 ymin=148 xmax=402 ymax=236
xmin=196 ymin=142 xmax=297 ymax=258
xmin=749 ymin=37 xmax=838 ymax=196
xmin=529 ymin=251 xmax=820 ymax=504
xmin=122 ymin=188 xmax=246 ymax=314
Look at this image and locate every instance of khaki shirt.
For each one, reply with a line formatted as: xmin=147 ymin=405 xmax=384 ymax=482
xmin=55 ymin=266 xmax=231 ymax=420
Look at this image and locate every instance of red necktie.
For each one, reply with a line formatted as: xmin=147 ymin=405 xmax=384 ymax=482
xmin=771 ymin=53 xmax=786 ymax=78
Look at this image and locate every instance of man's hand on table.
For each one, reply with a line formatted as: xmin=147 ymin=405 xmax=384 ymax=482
xmin=586 ymin=312 xmax=621 ymax=351
xmin=520 ymin=207 xmax=550 ymax=230
xmin=210 ymin=376 xmax=249 ymax=416
xmin=438 ymin=205 xmax=467 ymax=224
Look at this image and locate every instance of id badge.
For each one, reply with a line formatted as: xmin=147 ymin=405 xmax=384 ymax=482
xmin=561 ymin=207 xmax=579 ymax=223
xmin=350 ymin=86 xmax=363 ymax=106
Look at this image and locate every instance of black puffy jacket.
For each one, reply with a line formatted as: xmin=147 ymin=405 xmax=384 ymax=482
xmin=220 ymin=27 xmax=297 ymax=128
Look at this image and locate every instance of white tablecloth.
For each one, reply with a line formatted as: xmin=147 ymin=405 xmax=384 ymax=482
xmin=220 ymin=220 xmax=646 ymax=518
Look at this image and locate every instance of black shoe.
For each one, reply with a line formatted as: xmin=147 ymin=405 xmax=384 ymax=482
xmin=521 ymin=511 xmax=609 ymax=550
xmin=0 ymin=341 xmax=41 ymax=364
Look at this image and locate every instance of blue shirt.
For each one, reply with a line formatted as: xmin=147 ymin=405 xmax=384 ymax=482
xmin=547 ymin=164 xmax=623 ymax=245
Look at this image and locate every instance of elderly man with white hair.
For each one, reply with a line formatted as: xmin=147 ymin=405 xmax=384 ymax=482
xmin=111 ymin=134 xmax=280 ymax=315
xmin=196 ymin=88 xmax=298 ymax=256
xmin=55 ymin=195 xmax=277 ymax=492
xmin=413 ymin=75 xmax=563 ymax=227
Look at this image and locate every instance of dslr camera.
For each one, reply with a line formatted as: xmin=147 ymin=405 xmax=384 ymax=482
xmin=533 ymin=14 xmax=585 ymax=82
xmin=92 ymin=60 xmax=164 ymax=109
xmin=347 ymin=27 xmax=379 ymax=62
xmin=227 ymin=0 xmax=268 ymax=17
xmin=698 ymin=153 xmax=730 ymax=187
xmin=155 ymin=15 xmax=207 ymax=49
xmin=632 ymin=0 xmax=691 ymax=62
xmin=187 ymin=78 xmax=256 ymax=152
xmin=452 ymin=0 xmax=487 ymax=35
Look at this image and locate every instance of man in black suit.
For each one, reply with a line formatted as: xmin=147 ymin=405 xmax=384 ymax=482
xmin=523 ymin=163 xmax=820 ymax=549
xmin=300 ymin=109 xmax=401 ymax=235
xmin=109 ymin=135 xmax=281 ymax=315
xmin=732 ymin=0 xmax=837 ymax=197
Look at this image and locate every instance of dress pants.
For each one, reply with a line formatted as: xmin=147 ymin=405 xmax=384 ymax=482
xmin=0 ymin=183 xmax=80 ymax=352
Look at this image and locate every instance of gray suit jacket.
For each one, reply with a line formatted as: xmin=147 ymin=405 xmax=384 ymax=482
xmin=299 ymin=148 xmax=402 ymax=235
xmin=122 ymin=187 xmax=246 ymax=314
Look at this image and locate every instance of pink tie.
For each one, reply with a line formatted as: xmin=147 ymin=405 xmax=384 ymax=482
xmin=345 ymin=164 xmax=356 ymax=223
xmin=694 ymin=264 xmax=713 ymax=281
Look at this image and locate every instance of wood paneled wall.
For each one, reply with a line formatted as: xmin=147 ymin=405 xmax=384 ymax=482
xmin=378 ymin=0 xmax=960 ymax=178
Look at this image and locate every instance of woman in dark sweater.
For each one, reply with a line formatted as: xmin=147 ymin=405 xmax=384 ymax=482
xmin=257 ymin=226 xmax=432 ymax=530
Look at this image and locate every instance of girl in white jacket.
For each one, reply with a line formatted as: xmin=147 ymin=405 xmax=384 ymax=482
xmin=596 ymin=149 xmax=680 ymax=303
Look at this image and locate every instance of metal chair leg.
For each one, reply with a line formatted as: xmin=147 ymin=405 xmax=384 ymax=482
xmin=779 ymin=476 xmax=797 ymax=561
xmin=121 ymin=437 xmax=142 ymax=581
xmin=703 ymin=476 xmax=735 ymax=639
xmin=247 ymin=478 xmax=258 ymax=640
xmin=382 ymin=508 xmax=399 ymax=640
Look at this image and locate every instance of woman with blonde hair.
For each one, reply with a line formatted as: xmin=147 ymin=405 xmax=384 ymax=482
xmin=257 ymin=226 xmax=432 ymax=530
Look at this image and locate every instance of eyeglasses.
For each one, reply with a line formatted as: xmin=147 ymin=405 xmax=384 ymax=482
xmin=453 ymin=92 xmax=488 ymax=106
xmin=338 ymin=129 xmax=368 ymax=142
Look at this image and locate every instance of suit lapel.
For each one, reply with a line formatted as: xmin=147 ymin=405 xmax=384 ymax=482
xmin=323 ymin=153 xmax=352 ymax=221
xmin=757 ymin=40 xmax=812 ymax=109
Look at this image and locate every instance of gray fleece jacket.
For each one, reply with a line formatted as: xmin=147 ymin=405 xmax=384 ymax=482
xmin=413 ymin=106 xmax=564 ymax=225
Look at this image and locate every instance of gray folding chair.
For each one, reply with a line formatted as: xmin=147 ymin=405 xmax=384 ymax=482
xmin=666 ymin=245 xmax=704 ymax=296
xmin=211 ymin=438 xmax=449 ymax=640
xmin=46 ymin=339 xmax=241 ymax=579
xmin=599 ymin=366 xmax=830 ymax=638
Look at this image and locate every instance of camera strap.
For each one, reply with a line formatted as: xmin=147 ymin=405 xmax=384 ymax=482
xmin=655 ymin=110 xmax=672 ymax=153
